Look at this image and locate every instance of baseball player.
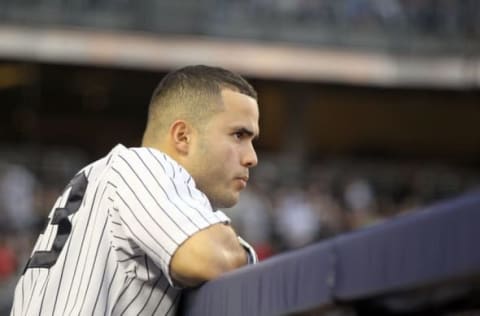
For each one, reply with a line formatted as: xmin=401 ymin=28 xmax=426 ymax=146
xmin=10 ymin=65 xmax=259 ymax=315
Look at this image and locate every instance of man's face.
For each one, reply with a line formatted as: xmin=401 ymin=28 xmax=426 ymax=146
xmin=188 ymin=89 xmax=259 ymax=209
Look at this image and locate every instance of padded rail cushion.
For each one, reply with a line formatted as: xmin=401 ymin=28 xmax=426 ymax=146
xmin=180 ymin=192 xmax=480 ymax=315
xmin=332 ymin=192 xmax=480 ymax=300
xmin=180 ymin=241 xmax=334 ymax=316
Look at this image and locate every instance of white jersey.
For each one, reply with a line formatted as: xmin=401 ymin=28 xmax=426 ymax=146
xmin=11 ymin=144 xmax=251 ymax=316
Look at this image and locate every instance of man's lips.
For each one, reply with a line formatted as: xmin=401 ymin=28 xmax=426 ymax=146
xmin=235 ymin=176 xmax=249 ymax=187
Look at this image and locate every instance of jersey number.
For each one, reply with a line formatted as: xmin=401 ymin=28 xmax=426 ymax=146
xmin=23 ymin=172 xmax=88 ymax=272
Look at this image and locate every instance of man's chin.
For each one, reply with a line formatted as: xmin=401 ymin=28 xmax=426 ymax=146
xmin=212 ymin=194 xmax=239 ymax=209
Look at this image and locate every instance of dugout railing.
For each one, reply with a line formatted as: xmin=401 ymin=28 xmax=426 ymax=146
xmin=179 ymin=191 xmax=480 ymax=315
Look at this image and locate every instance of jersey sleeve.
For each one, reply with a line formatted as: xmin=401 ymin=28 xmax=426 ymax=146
xmin=109 ymin=147 xmax=230 ymax=286
xmin=238 ymin=236 xmax=258 ymax=265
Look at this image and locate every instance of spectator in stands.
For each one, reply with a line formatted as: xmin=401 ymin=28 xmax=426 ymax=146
xmin=0 ymin=163 xmax=38 ymax=232
xmin=273 ymin=186 xmax=321 ymax=250
xmin=223 ymin=183 xmax=275 ymax=260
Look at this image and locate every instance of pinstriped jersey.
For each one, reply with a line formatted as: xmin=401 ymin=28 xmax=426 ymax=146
xmin=10 ymin=144 xmax=242 ymax=316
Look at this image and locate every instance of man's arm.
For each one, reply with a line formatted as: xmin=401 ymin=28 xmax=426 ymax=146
xmin=169 ymin=223 xmax=248 ymax=287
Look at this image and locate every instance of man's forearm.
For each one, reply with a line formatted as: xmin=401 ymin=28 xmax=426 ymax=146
xmin=169 ymin=223 xmax=248 ymax=287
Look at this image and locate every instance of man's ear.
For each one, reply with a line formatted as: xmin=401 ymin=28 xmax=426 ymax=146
xmin=169 ymin=120 xmax=191 ymax=155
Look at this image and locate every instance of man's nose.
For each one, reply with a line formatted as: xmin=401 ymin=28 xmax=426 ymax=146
xmin=242 ymin=143 xmax=258 ymax=168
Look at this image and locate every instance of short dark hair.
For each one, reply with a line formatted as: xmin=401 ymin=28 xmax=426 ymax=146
xmin=151 ymin=65 xmax=257 ymax=103
xmin=144 ymin=65 xmax=257 ymax=138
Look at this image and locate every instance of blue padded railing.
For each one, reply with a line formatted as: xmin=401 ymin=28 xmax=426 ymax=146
xmin=179 ymin=192 xmax=480 ymax=315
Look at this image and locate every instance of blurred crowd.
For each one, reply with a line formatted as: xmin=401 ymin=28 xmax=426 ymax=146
xmin=0 ymin=146 xmax=87 ymax=314
xmin=1 ymin=0 xmax=479 ymax=42
xmin=215 ymin=0 xmax=480 ymax=36
xmin=224 ymin=155 xmax=480 ymax=259
xmin=0 ymin=146 xmax=478 ymax=312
